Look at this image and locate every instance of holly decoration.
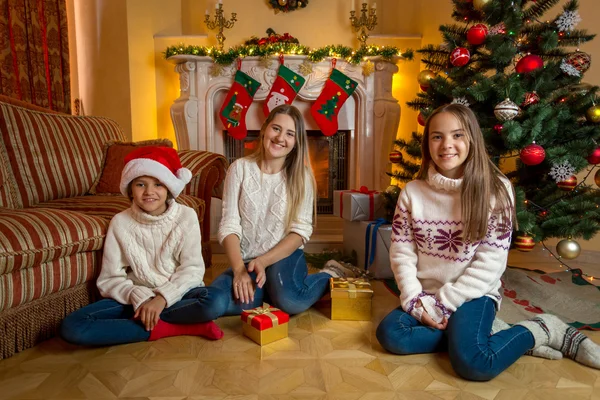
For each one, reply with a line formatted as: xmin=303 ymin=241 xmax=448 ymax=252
xmin=450 ymin=47 xmax=470 ymax=67
xmin=587 ymin=147 xmax=600 ymax=164
xmin=520 ymin=143 xmax=545 ymax=166
xmin=466 ymin=24 xmax=488 ymax=45
xmin=311 ymin=68 xmax=357 ymax=136
xmin=557 ymin=175 xmax=577 ymax=191
xmin=244 ymin=29 xmax=300 ymax=46
xmin=514 ymin=234 xmax=535 ymax=252
xmin=389 ymin=151 xmax=402 ymax=163
xmin=515 ymin=54 xmax=544 ymax=74
xmin=263 ymin=63 xmax=306 ymax=117
xmin=268 ymin=0 xmax=308 ymax=13
xmin=219 ymin=69 xmax=261 ymax=140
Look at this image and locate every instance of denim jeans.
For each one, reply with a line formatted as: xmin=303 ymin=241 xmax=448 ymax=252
xmin=376 ymin=296 xmax=535 ymax=381
xmin=210 ymin=249 xmax=331 ymax=316
xmin=60 ymin=286 xmax=228 ymax=347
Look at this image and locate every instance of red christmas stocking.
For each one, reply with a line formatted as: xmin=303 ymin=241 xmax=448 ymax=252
xmin=310 ymin=68 xmax=357 ymax=136
xmin=263 ymin=64 xmax=306 ymax=117
xmin=220 ymin=69 xmax=261 ymax=140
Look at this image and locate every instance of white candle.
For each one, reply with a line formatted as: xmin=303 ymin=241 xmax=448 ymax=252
xmin=215 ymin=2 xmax=218 ymax=8
xmin=205 ymin=9 xmax=209 ymax=15
xmin=372 ymin=2 xmax=376 ymax=9
xmin=218 ymin=0 xmax=222 ymax=4
xmin=351 ymin=0 xmax=354 ymax=11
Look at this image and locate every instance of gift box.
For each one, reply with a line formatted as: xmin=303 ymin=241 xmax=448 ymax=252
xmin=330 ymin=277 xmax=373 ymax=321
xmin=333 ymin=187 xmax=385 ymax=221
xmin=343 ymin=219 xmax=393 ymax=279
xmin=241 ymin=303 xmax=289 ymax=345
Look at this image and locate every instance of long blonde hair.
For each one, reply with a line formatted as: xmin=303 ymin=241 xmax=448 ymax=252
xmin=248 ymin=104 xmax=317 ymax=229
xmin=416 ymin=104 xmax=516 ymax=242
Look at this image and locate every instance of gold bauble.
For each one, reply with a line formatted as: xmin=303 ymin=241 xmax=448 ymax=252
xmin=586 ymin=105 xmax=600 ymax=123
xmin=556 ymin=238 xmax=581 ymax=260
xmin=473 ymin=0 xmax=492 ymax=11
xmin=278 ymin=0 xmax=288 ymax=6
xmin=595 ymin=169 xmax=600 ymax=187
xmin=385 ymin=185 xmax=401 ymax=198
xmin=417 ymin=70 xmax=436 ymax=86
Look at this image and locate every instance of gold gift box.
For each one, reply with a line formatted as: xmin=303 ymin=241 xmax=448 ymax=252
xmin=330 ymin=277 xmax=373 ymax=321
xmin=242 ymin=322 xmax=288 ymax=345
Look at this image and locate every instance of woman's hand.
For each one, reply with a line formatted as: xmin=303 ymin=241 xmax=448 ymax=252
xmin=233 ymin=269 xmax=255 ymax=304
xmin=416 ymin=299 xmax=448 ymax=330
xmin=247 ymin=257 xmax=267 ymax=288
xmin=134 ymin=294 xmax=167 ymax=331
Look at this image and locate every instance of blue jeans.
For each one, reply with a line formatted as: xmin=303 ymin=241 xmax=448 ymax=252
xmin=376 ymin=296 xmax=535 ymax=381
xmin=60 ymin=286 xmax=228 ymax=347
xmin=210 ymin=249 xmax=331 ymax=316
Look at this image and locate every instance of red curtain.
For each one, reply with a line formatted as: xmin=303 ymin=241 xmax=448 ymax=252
xmin=0 ymin=0 xmax=70 ymax=114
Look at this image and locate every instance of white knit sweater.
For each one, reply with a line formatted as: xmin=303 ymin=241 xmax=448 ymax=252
xmin=96 ymin=200 xmax=205 ymax=310
xmin=218 ymin=157 xmax=314 ymax=262
xmin=390 ymin=166 xmax=513 ymax=322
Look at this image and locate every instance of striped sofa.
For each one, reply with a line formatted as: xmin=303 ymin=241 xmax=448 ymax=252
xmin=0 ymin=97 xmax=228 ymax=359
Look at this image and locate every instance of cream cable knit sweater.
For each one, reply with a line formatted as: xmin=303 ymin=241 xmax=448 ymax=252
xmin=96 ymin=200 xmax=205 ymax=310
xmin=218 ymin=157 xmax=314 ymax=262
xmin=390 ymin=166 xmax=514 ymax=322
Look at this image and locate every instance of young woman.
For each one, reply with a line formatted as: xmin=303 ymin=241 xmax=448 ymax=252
xmin=376 ymin=104 xmax=600 ymax=381
xmin=61 ymin=146 xmax=225 ymax=346
xmin=210 ymin=104 xmax=350 ymax=315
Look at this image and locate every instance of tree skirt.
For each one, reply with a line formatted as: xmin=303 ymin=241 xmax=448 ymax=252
xmin=383 ymin=267 xmax=600 ymax=330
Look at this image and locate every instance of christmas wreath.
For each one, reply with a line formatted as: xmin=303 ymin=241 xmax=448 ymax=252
xmin=268 ymin=0 xmax=308 ymax=13
xmin=244 ymin=28 xmax=299 ymax=46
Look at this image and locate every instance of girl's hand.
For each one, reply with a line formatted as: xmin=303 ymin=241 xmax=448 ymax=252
xmin=233 ymin=269 xmax=255 ymax=304
xmin=420 ymin=311 xmax=448 ymax=330
xmin=134 ymin=295 xmax=167 ymax=331
xmin=247 ymin=257 xmax=267 ymax=288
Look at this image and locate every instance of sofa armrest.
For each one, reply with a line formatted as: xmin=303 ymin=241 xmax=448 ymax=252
xmin=178 ymin=150 xmax=228 ymax=249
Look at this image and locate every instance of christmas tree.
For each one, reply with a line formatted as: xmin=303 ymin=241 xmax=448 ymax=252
xmin=387 ymin=0 xmax=600 ymax=256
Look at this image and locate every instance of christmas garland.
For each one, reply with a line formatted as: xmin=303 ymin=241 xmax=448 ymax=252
xmin=164 ymin=43 xmax=413 ymax=66
xmin=268 ymin=0 xmax=308 ymax=13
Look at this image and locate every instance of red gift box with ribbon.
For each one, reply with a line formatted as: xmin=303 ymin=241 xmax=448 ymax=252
xmin=333 ymin=186 xmax=385 ymax=221
xmin=241 ymin=303 xmax=289 ymax=345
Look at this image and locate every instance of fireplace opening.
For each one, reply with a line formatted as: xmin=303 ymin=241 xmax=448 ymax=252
xmin=224 ymin=131 xmax=349 ymax=214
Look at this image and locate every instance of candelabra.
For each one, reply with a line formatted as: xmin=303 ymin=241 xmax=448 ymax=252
xmin=349 ymin=3 xmax=377 ymax=48
xmin=204 ymin=3 xmax=237 ymax=50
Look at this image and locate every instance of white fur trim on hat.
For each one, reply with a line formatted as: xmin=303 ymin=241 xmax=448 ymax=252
xmin=120 ymin=158 xmax=192 ymax=198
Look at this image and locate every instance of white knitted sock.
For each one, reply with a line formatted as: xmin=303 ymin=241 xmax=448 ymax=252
xmin=518 ymin=314 xmax=600 ymax=369
xmin=493 ymin=318 xmax=562 ymax=360
xmin=321 ymin=260 xmax=360 ymax=278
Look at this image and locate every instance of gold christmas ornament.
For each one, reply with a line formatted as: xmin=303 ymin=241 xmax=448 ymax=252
xmin=259 ymin=56 xmax=273 ymax=69
xmin=278 ymin=0 xmax=288 ymax=5
xmin=210 ymin=64 xmax=224 ymax=77
xmin=473 ymin=0 xmax=492 ymax=11
xmin=586 ymin=104 xmax=600 ymax=123
xmin=417 ymin=69 xmax=436 ymax=86
xmin=299 ymin=59 xmax=313 ymax=75
xmin=556 ymin=238 xmax=581 ymax=260
xmin=595 ymin=169 xmax=600 ymax=187
xmin=362 ymin=60 xmax=374 ymax=77
xmin=385 ymin=185 xmax=401 ymax=198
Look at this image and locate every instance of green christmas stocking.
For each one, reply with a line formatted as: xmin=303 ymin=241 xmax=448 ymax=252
xmin=310 ymin=68 xmax=357 ymax=136
xmin=263 ymin=64 xmax=306 ymax=117
xmin=220 ymin=70 xmax=261 ymax=140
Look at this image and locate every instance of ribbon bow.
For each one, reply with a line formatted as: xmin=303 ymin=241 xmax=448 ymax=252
xmin=245 ymin=303 xmax=281 ymax=328
xmin=340 ymin=186 xmax=379 ymax=220
xmin=351 ymin=186 xmax=377 ymax=195
xmin=332 ymin=277 xmax=371 ymax=298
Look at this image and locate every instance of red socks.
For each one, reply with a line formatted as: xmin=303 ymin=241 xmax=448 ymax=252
xmin=148 ymin=320 xmax=224 ymax=341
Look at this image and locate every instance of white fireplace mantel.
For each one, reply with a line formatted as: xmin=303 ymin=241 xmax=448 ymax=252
xmin=168 ymin=54 xmax=401 ymax=190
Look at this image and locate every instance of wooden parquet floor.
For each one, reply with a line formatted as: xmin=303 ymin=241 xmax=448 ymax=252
xmin=1 ymin=258 xmax=600 ymax=399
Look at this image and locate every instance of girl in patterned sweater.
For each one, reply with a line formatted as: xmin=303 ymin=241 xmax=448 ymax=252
xmin=61 ymin=146 xmax=225 ymax=346
xmin=210 ymin=104 xmax=342 ymax=315
xmin=376 ymin=104 xmax=600 ymax=381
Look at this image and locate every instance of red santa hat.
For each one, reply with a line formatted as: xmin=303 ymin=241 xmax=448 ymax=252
xmin=120 ymin=146 xmax=192 ymax=198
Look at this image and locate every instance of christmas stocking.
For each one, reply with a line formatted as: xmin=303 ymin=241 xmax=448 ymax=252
xmin=219 ymin=69 xmax=261 ymax=140
xmin=263 ymin=64 xmax=306 ymax=117
xmin=310 ymin=68 xmax=357 ymax=136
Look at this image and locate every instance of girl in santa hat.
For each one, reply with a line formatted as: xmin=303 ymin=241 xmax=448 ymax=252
xmin=60 ymin=146 xmax=226 ymax=346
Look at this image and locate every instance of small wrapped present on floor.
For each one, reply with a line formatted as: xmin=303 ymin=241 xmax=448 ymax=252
xmin=241 ymin=303 xmax=289 ymax=345
xmin=343 ymin=219 xmax=393 ymax=279
xmin=333 ymin=187 xmax=385 ymax=221
xmin=330 ymin=277 xmax=373 ymax=321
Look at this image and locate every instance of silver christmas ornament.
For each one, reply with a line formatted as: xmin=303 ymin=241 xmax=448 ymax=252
xmin=494 ymin=98 xmax=520 ymax=121
xmin=556 ymin=238 xmax=581 ymax=260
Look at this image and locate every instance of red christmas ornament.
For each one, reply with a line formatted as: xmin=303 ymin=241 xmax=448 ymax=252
xmin=515 ymin=54 xmax=544 ymax=74
xmin=389 ymin=151 xmax=402 ymax=163
xmin=420 ymin=85 xmax=428 ymax=91
xmin=467 ymin=24 xmax=489 ymax=45
xmin=515 ymin=235 xmax=536 ymax=252
xmin=565 ymin=51 xmax=592 ymax=74
xmin=521 ymin=91 xmax=540 ymax=107
xmin=557 ymin=175 xmax=577 ymax=191
xmin=417 ymin=112 xmax=426 ymax=126
xmin=587 ymin=147 xmax=600 ymax=165
xmin=493 ymin=124 xmax=504 ymax=133
xmin=450 ymin=47 xmax=471 ymax=67
xmin=520 ymin=143 xmax=545 ymax=166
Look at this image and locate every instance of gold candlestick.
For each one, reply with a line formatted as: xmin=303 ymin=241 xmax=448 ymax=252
xmin=349 ymin=3 xmax=377 ymax=48
xmin=204 ymin=3 xmax=237 ymax=50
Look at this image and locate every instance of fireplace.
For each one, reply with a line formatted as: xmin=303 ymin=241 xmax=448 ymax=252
xmin=224 ymin=131 xmax=349 ymax=214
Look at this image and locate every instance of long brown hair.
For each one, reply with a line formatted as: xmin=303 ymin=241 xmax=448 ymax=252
xmin=416 ymin=103 xmax=516 ymax=242
xmin=248 ymin=104 xmax=317 ymax=229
